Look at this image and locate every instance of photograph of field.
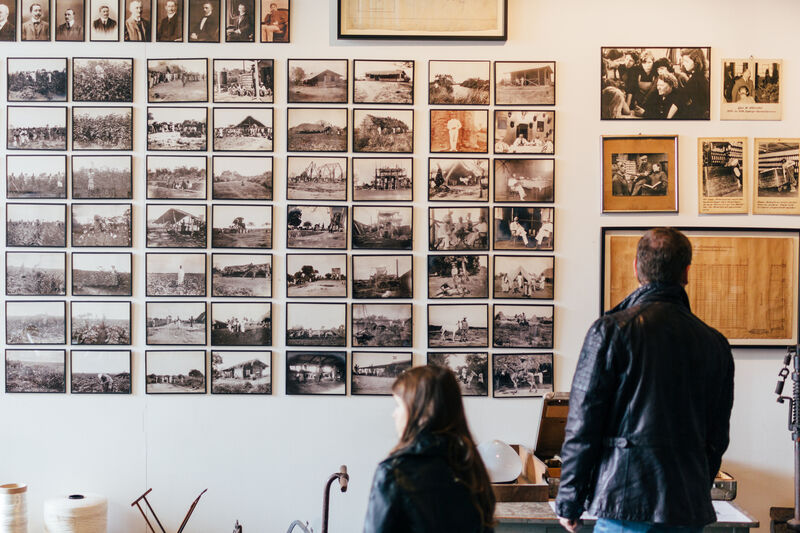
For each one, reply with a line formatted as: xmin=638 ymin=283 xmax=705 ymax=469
xmin=428 ymin=304 xmax=488 ymax=348
xmin=428 ymin=254 xmax=488 ymax=298
xmin=6 ymin=301 xmax=66 ymax=345
xmin=212 ymin=155 xmax=272 ymax=200
xmin=493 ymin=352 xmax=553 ymax=398
xmin=353 ymin=109 xmax=413 ymax=153
xmin=146 ymin=302 xmax=206 ymax=345
xmin=493 ymin=304 xmax=553 ymax=349
xmin=288 ymin=59 xmax=348 ymax=103
xmin=287 ymin=156 xmax=346 ymax=200
xmin=8 ymin=58 xmax=67 ymax=102
xmin=287 ymin=205 xmax=347 ymax=249
xmin=146 ymin=205 xmax=207 ymax=248
xmin=146 ymin=253 xmax=206 ymax=296
xmin=6 ymin=204 xmax=66 ymax=247
xmin=7 ymin=106 xmax=68 ymax=150
xmin=352 ymin=157 xmax=413 ymax=201
xmin=351 ymin=352 xmax=412 ymax=395
xmin=7 ymin=155 xmax=67 ymax=198
xmin=352 ymin=254 xmax=412 ymax=299
xmin=212 ymin=205 xmax=272 ymax=248
xmin=146 ymin=155 xmax=207 ymax=199
xmin=211 ymin=350 xmax=271 ymax=394
xmin=71 ymin=301 xmax=131 ymax=345
xmin=212 ymin=253 xmax=271 ymax=297
xmin=495 ymin=62 xmax=555 ymax=106
xmin=352 ymin=304 xmax=412 ymax=347
xmin=287 ymin=108 xmax=348 ymax=152
xmin=287 ymin=253 xmax=346 ymax=298
xmin=211 ymin=302 xmax=271 ymax=346
xmin=72 ymin=107 xmax=133 ymax=150
xmin=286 ymin=303 xmax=346 ymax=347
xmin=72 ymin=58 xmax=134 ymax=102
xmin=286 ymin=351 xmax=346 ymax=395
xmin=146 ymin=350 xmax=206 ymax=393
xmin=429 ymin=60 xmax=489 ymax=105
xmin=6 ymin=252 xmax=66 ymax=296
xmin=428 ymin=158 xmax=489 ymax=201
xmin=72 ymin=155 xmax=133 ymax=199
xmin=5 ymin=350 xmax=66 ymax=393
xmin=213 ymin=108 xmax=273 ymax=151
xmin=353 ymin=60 xmax=414 ymax=105
xmin=494 ymin=255 xmax=554 ymax=299
xmin=70 ymin=350 xmax=131 ymax=394
xmin=71 ymin=204 xmax=132 ymax=247
xmin=72 ymin=253 xmax=132 ymax=296
xmin=426 ymin=352 xmax=488 ymax=396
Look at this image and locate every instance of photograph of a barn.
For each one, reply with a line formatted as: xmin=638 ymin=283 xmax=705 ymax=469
xmin=145 ymin=350 xmax=206 ymax=394
xmin=286 ymin=351 xmax=346 ymax=395
xmin=352 ymin=254 xmax=412 ymax=299
xmin=428 ymin=158 xmax=488 ymax=201
xmin=287 ymin=253 xmax=347 ymax=298
xmin=351 ymin=352 xmax=412 ymax=395
xmin=146 ymin=204 xmax=207 ymax=248
xmin=494 ymin=158 xmax=554 ymax=202
xmin=288 ymin=59 xmax=348 ymax=103
xmin=353 ymin=60 xmax=413 ymax=104
xmin=211 ymin=350 xmax=271 ymax=394
xmin=212 ymin=253 xmax=272 ymax=297
xmin=213 ymin=108 xmax=273 ymax=151
xmin=352 ymin=206 xmax=412 ymax=250
xmin=213 ymin=59 xmax=273 ymax=103
xmin=287 ymin=107 xmax=348 ymax=152
xmin=494 ymin=110 xmax=555 ymax=154
xmin=352 ymin=157 xmax=413 ymax=201
xmin=287 ymin=156 xmax=346 ymax=200
xmin=352 ymin=303 xmax=412 ymax=347
xmin=495 ymin=61 xmax=555 ymax=105
xmin=353 ymin=109 xmax=413 ymax=153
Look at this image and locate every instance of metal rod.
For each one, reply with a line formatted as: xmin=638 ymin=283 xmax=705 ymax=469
xmin=132 ymin=501 xmax=157 ymax=533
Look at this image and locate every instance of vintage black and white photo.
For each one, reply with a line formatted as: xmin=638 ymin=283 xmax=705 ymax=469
xmin=146 ymin=302 xmax=206 ymax=345
xmin=0 ymin=0 xmax=17 ymax=42
xmin=428 ymin=158 xmax=488 ymax=202
xmin=89 ymin=0 xmax=119 ymax=41
xmin=146 ymin=350 xmax=206 ymax=393
xmin=288 ymin=59 xmax=348 ymax=103
xmin=54 ymin=0 xmax=85 ymax=40
xmin=6 ymin=203 xmax=66 ymax=248
xmin=7 ymin=155 xmax=66 ymax=198
xmin=147 ymin=155 xmax=207 ymax=200
xmin=123 ymin=0 xmax=152 ymax=41
xmin=187 ymin=0 xmax=219 ymax=42
xmin=426 ymin=352 xmax=488 ymax=397
xmin=353 ymin=60 xmax=413 ymax=105
xmin=754 ymin=139 xmax=800 ymax=215
xmin=352 ymin=303 xmax=412 ymax=347
xmin=72 ymin=252 xmax=132 ymax=296
xmin=71 ymin=301 xmax=131 ymax=345
xmin=430 ymin=109 xmax=487 ymax=153
xmin=7 ymin=106 xmax=67 ymax=150
xmin=71 ymin=350 xmax=132 ymax=394
xmin=147 ymin=106 xmax=208 ymax=151
xmin=6 ymin=252 xmax=66 ymax=296
xmin=610 ymin=152 xmax=669 ymax=197
xmin=286 ymin=351 xmax=345 ymax=396
xmin=352 ymin=206 xmax=412 ymax=250
xmin=352 ymin=254 xmax=412 ymax=299
xmin=722 ymin=59 xmax=781 ymax=120
xmin=21 ymin=0 xmax=50 ymax=41
xmin=287 ymin=107 xmax=348 ymax=152
xmin=6 ymin=350 xmax=66 ymax=393
xmin=146 ymin=252 xmax=206 ymax=296
xmin=493 ymin=206 xmax=553 ymax=251
xmin=351 ymin=352 xmax=412 ymax=395
xmin=286 ymin=253 xmax=347 ymax=298
xmin=428 ymin=60 xmax=489 ymax=105
xmin=427 ymin=254 xmax=488 ymax=299
xmin=494 ymin=158 xmax=554 ymax=202
xmin=155 ymin=0 xmax=182 ymax=41
xmin=494 ymin=110 xmax=554 ymax=154
xmin=211 ymin=350 xmax=271 ymax=394
xmin=146 ymin=204 xmax=207 ymax=248
xmin=259 ymin=0 xmax=288 ymax=42
xmin=286 ymin=303 xmax=346 ymax=347
xmin=72 ymin=107 xmax=133 ymax=151
xmin=495 ymin=61 xmax=555 ymax=106
xmin=353 ymin=109 xmax=413 ymax=153
xmin=493 ymin=304 xmax=553 ymax=348
xmin=213 ymin=155 xmax=272 ymax=200
xmin=6 ymin=301 xmax=66 ymax=345
xmin=147 ymin=58 xmax=208 ymax=102
xmin=494 ymin=255 xmax=554 ymax=299
xmin=212 ymin=253 xmax=271 ymax=297
xmin=212 ymin=204 xmax=272 ymax=249
xmin=428 ymin=207 xmax=489 ymax=251
xmin=352 ymin=158 xmax=413 ymax=202
xmin=71 ymin=204 xmax=132 ymax=247
xmin=287 ymin=205 xmax=347 ymax=249
xmin=287 ymin=156 xmax=347 ymax=200
xmin=214 ymin=59 xmax=273 ymax=103
xmin=73 ymin=155 xmax=133 ymax=199
xmin=72 ymin=58 xmax=134 ymax=102
xmin=493 ymin=352 xmax=553 ymax=398
xmin=213 ymin=107 xmax=273 ymax=151
xmin=223 ymin=0 xmax=254 ymax=41
xmin=7 ymin=58 xmax=67 ymax=102
xmin=427 ymin=304 xmax=488 ymax=348
xmin=698 ymin=138 xmax=746 ymax=214
xmin=211 ymin=302 xmax=271 ymax=346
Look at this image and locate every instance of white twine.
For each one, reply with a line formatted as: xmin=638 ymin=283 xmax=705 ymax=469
xmin=0 ymin=484 xmax=27 ymax=533
xmin=43 ymin=494 xmax=107 ymax=533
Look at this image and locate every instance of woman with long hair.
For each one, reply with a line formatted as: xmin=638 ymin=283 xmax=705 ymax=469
xmin=681 ymin=48 xmax=710 ymax=119
xmin=363 ymin=365 xmax=495 ymax=533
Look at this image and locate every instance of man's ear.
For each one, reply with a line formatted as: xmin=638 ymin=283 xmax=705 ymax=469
xmin=633 ymin=256 xmax=641 ymax=285
xmin=682 ymin=264 xmax=691 ymax=286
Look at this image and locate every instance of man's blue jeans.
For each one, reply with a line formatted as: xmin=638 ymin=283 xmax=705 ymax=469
xmin=594 ymin=518 xmax=704 ymax=533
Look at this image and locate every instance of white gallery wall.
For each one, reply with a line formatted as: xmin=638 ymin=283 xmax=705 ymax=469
xmin=0 ymin=0 xmax=795 ymax=531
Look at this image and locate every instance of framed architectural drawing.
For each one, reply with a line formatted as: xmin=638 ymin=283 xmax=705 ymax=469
xmin=697 ymin=137 xmax=747 ymax=214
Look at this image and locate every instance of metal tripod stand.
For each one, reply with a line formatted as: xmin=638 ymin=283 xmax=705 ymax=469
xmin=776 ymin=345 xmax=800 ymax=531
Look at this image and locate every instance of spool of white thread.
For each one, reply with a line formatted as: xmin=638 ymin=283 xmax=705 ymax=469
xmin=0 ymin=483 xmax=28 ymax=533
xmin=43 ymin=494 xmax=107 ymax=533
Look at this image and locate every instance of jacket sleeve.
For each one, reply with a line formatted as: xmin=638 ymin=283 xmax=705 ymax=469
xmin=363 ymin=463 xmax=402 ymax=533
xmin=705 ymin=336 xmax=734 ymax=485
xmin=555 ymin=318 xmax=619 ymax=520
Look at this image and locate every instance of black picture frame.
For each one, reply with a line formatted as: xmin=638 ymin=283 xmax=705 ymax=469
xmin=494 ymin=61 xmax=556 ymax=106
xmin=427 ymin=253 xmax=489 ymax=299
xmin=145 ymin=350 xmax=207 ymax=393
xmin=210 ymin=301 xmax=272 ymax=346
xmin=427 ymin=303 xmax=489 ymax=348
xmin=258 ymin=0 xmax=289 ymax=43
xmin=6 ymin=251 xmax=67 ymax=296
xmin=146 ymin=155 xmax=207 ymax=200
xmin=70 ymin=350 xmax=133 ymax=394
xmin=71 ymin=106 xmax=133 ymax=151
xmin=187 ymin=0 xmax=219 ymax=42
xmin=212 ymin=106 xmax=274 ymax=152
xmin=6 ymin=349 xmax=67 ymax=393
xmin=352 ymin=108 xmax=414 ymax=154
xmin=352 ymin=303 xmax=412 ymax=348
xmin=88 ymin=0 xmax=120 ymax=42
xmin=223 ymin=0 xmax=254 ymax=41
xmin=350 ymin=351 xmax=412 ymax=396
xmin=429 ymin=109 xmax=488 ymax=154
xmin=146 ymin=252 xmax=207 ymax=297
xmin=286 ymin=156 xmax=347 ymax=201
xmin=492 ymin=352 xmax=554 ymax=398
xmin=211 ymin=252 xmax=272 ymax=298
xmin=351 ymin=253 xmax=413 ymax=300
xmin=122 ymin=0 xmax=152 ymax=41
xmin=6 ymin=105 xmax=68 ymax=151
xmin=492 ymin=255 xmax=555 ymax=300
xmin=71 ymin=252 xmax=133 ymax=297
xmin=492 ymin=303 xmax=554 ymax=349
xmin=287 ymin=58 xmax=348 ymax=104
xmin=212 ymin=58 xmax=274 ymax=103
xmin=145 ymin=301 xmax=207 ymax=346
xmin=70 ymin=300 xmax=132 ymax=345
xmin=72 ymin=58 xmax=134 ymax=102
xmin=493 ymin=158 xmax=555 ymax=203
xmin=211 ymin=204 xmax=273 ymax=249
xmin=493 ymin=109 xmax=555 ymax=155
xmin=7 ymin=154 xmax=67 ymax=199
xmin=6 ymin=300 xmax=67 ymax=345
xmin=286 ymin=107 xmax=348 ymax=153
xmin=285 ymin=302 xmax=347 ymax=347
xmin=147 ymin=106 xmax=208 ymax=151
xmin=72 ymin=155 xmax=133 ymax=199
xmin=351 ymin=157 xmax=413 ymax=202
xmin=428 ymin=60 xmax=490 ymax=106
xmin=428 ymin=157 xmax=489 ymax=202
xmin=285 ymin=351 xmax=346 ymax=396
xmin=0 ymin=0 xmax=18 ymax=41
xmin=211 ymin=350 xmax=272 ymax=394
xmin=286 ymin=253 xmax=347 ymax=299
xmin=71 ymin=203 xmax=133 ymax=248
xmin=492 ymin=206 xmax=554 ymax=251
xmin=7 ymin=57 xmax=68 ymax=102
xmin=6 ymin=203 xmax=67 ymax=248
xmin=352 ymin=205 xmax=413 ymax=250
xmin=212 ymin=155 xmax=273 ymax=200
xmin=20 ymin=0 xmax=52 ymax=41
xmin=147 ymin=58 xmax=209 ymax=103
xmin=146 ymin=203 xmax=208 ymax=249
xmin=428 ymin=206 xmax=490 ymax=252
xmin=286 ymin=204 xmax=348 ymax=250
xmin=54 ymin=0 xmax=86 ymax=41
xmin=353 ymin=59 xmax=414 ymax=105
xmin=426 ymin=351 xmax=489 ymax=396
xmin=154 ymin=0 xmax=183 ymax=41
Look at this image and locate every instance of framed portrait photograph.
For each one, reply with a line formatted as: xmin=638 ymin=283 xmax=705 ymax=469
xmin=146 ymin=204 xmax=207 ymax=248
xmin=145 ymin=350 xmax=206 ymax=393
xmin=353 ymin=108 xmax=413 ymax=153
xmin=427 ymin=303 xmax=488 ymax=348
xmin=147 ymin=58 xmax=208 ymax=103
xmin=286 ymin=253 xmax=347 ymax=298
xmin=352 ymin=157 xmax=413 ymax=202
xmin=71 ymin=350 xmax=132 ymax=394
xmin=601 ymin=135 xmax=678 ymax=213
xmin=426 ymin=352 xmax=488 ymax=396
xmin=428 ymin=158 xmax=489 ymax=202
xmin=223 ymin=0 xmax=253 ymax=41
xmin=122 ymin=0 xmax=152 ymax=40
xmin=427 ymin=254 xmax=488 ymax=299
xmin=54 ymin=0 xmax=84 ymax=40
xmin=495 ymin=61 xmax=555 ymax=106
xmin=493 ymin=255 xmax=554 ymax=299
xmin=287 ymin=59 xmax=348 ymax=104
xmin=72 ymin=58 xmax=133 ymax=102
xmin=71 ymin=203 xmax=132 ymax=247
xmin=352 ymin=254 xmax=412 ymax=299
xmin=147 ymin=106 xmax=208 ymax=151
xmin=72 ymin=106 xmax=133 ymax=151
xmin=20 ymin=0 xmax=50 ymax=40
xmin=212 ymin=156 xmax=272 ymax=200
xmin=213 ymin=59 xmax=273 ymax=103
xmin=7 ymin=155 xmax=67 ymax=199
xmin=155 ymin=0 xmax=182 ymax=40
xmin=338 ymin=0 xmax=507 ymax=41
xmin=286 ymin=351 xmax=346 ymax=396
xmin=7 ymin=58 xmax=67 ymax=102
xmin=697 ymin=138 xmax=747 ymax=214
xmin=352 ymin=303 xmax=412 ymax=347
xmin=492 ymin=206 xmax=553 ymax=251
xmin=601 ymin=47 xmax=710 ymax=120
xmin=6 ymin=301 xmax=66 ymax=345
xmin=259 ymin=0 xmax=288 ymax=42
xmin=213 ymin=107 xmax=273 ymax=152
xmin=6 ymin=350 xmax=66 ymax=393
xmin=494 ymin=110 xmax=554 ymax=154
xmin=286 ymin=302 xmax=346 ymax=347
xmin=352 ymin=205 xmax=413 ymax=250
xmin=492 ymin=303 xmax=553 ymax=349
xmin=430 ymin=109 xmax=487 ymax=153
xmin=287 ymin=107 xmax=348 ymax=152
xmin=287 ymin=205 xmax=347 ymax=249
xmin=71 ymin=252 xmax=132 ymax=296
xmin=351 ymin=352 xmax=412 ymax=396
xmin=187 ymin=0 xmax=218 ymax=41
xmin=211 ymin=204 xmax=272 ymax=249
xmin=722 ymin=58 xmax=781 ymax=121
xmin=145 ymin=302 xmax=206 ymax=346
xmin=6 ymin=251 xmax=66 ymax=296
xmin=6 ymin=203 xmax=66 ymax=248
xmin=212 ymin=253 xmax=272 ymax=298
xmin=211 ymin=302 xmax=272 ymax=346
xmin=0 ymin=0 xmax=17 ymax=41
xmin=72 ymin=155 xmax=133 ymax=199
xmin=754 ymin=138 xmax=800 ymax=215
xmin=494 ymin=158 xmax=554 ymax=203
xmin=492 ymin=352 xmax=553 ymax=398
xmin=146 ymin=252 xmax=206 ymax=297
xmin=146 ymin=155 xmax=207 ymax=200
xmin=428 ymin=206 xmax=489 ymax=251
xmin=89 ymin=0 xmax=119 ymax=41
xmin=428 ymin=60 xmax=489 ymax=105
xmin=7 ymin=106 xmax=67 ymax=151
xmin=287 ymin=156 xmax=347 ymax=201
xmin=211 ymin=350 xmax=271 ymax=394
xmin=353 ymin=60 xmax=414 ymax=105
xmin=70 ymin=300 xmax=131 ymax=345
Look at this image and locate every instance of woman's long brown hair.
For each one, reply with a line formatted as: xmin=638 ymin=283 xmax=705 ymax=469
xmin=391 ymin=365 xmax=496 ymax=528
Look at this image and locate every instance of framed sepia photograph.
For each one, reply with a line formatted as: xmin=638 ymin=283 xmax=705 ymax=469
xmin=72 ymin=58 xmax=133 ymax=102
xmin=89 ymin=0 xmax=119 ymax=41
xmin=146 ymin=204 xmax=207 ymax=248
xmin=147 ymin=58 xmax=208 ymax=102
xmin=697 ymin=138 xmax=747 ymax=214
xmin=260 ymin=0 xmax=288 ymax=42
xmin=155 ymin=0 xmax=182 ymax=41
xmin=287 ymin=205 xmax=347 ymax=249
xmin=428 ymin=158 xmax=489 ymax=202
xmin=147 ymin=155 xmax=207 ymax=200
xmin=430 ymin=109 xmax=487 ymax=153
xmin=7 ymin=155 xmax=67 ymax=199
xmin=187 ymin=0 xmax=218 ymax=41
xmin=722 ymin=58 xmax=781 ymax=121
xmin=212 ymin=253 xmax=272 ymax=297
xmin=6 ymin=350 xmax=66 ymax=393
xmin=492 ymin=352 xmax=553 ymax=398
xmin=70 ymin=300 xmax=131 ymax=345
xmin=7 ymin=58 xmax=67 ymax=102
xmin=287 ymin=107 xmax=348 ymax=152
xmin=211 ymin=350 xmax=271 ymax=394
xmin=6 ymin=203 xmax=66 ymax=248
xmin=146 ymin=350 xmax=206 ymax=393
xmin=0 ymin=0 xmax=17 ymax=41
xmin=211 ymin=204 xmax=272 ymax=249
xmin=213 ymin=107 xmax=273 ymax=152
xmin=223 ymin=0 xmax=254 ymax=42
xmin=493 ymin=255 xmax=554 ymax=299
xmin=427 ymin=303 xmax=488 ymax=348
xmin=286 ymin=253 xmax=347 ymax=298
xmin=147 ymin=106 xmax=208 ymax=151
xmin=71 ymin=350 xmax=132 ymax=394
xmin=71 ymin=203 xmax=132 ymax=247
xmin=352 ymin=303 xmax=412 ymax=347
xmin=71 ymin=252 xmax=132 ymax=296
xmin=20 ymin=0 xmax=50 ymax=40
xmin=494 ymin=158 xmax=554 ymax=203
xmin=72 ymin=155 xmax=132 ymax=199
xmin=353 ymin=60 xmax=414 ymax=105
xmin=213 ymin=59 xmax=273 ymax=103
xmin=492 ymin=206 xmax=553 ymax=251
xmin=72 ymin=106 xmax=133 ymax=151
xmin=213 ymin=155 xmax=272 ymax=200
xmin=6 ymin=251 xmax=66 ymax=296
xmin=428 ymin=60 xmax=489 ymax=105
xmin=426 ymin=352 xmax=488 ymax=396
xmin=601 ymin=135 xmax=678 ymax=213
xmin=6 ymin=301 xmax=66 ymax=345
xmin=428 ymin=206 xmax=489 ymax=251
xmin=492 ymin=303 xmax=553 ymax=348
xmin=287 ymin=59 xmax=347 ymax=104
xmin=495 ymin=61 xmax=555 ymax=106
xmin=353 ymin=109 xmax=413 ymax=153
xmin=754 ymin=138 xmax=800 ymax=215
xmin=351 ymin=352 xmax=412 ymax=395
xmin=54 ymin=0 xmax=85 ymax=40
xmin=427 ymin=254 xmax=488 ymax=299
xmin=352 ymin=205 xmax=412 ymax=250
xmin=146 ymin=252 xmax=206 ymax=296
xmin=286 ymin=351 xmax=345 ymax=396
xmin=286 ymin=302 xmax=346 ymax=347
xmin=7 ymin=106 xmax=67 ymax=151
xmin=494 ymin=110 xmax=555 ymax=155
xmin=122 ymin=0 xmax=152 ymax=41
xmin=287 ymin=156 xmax=347 ymax=201
xmin=352 ymin=157 xmax=413 ymax=202
xmin=211 ymin=302 xmax=271 ymax=346
xmin=352 ymin=254 xmax=412 ymax=299
xmin=145 ymin=301 xmax=206 ymax=345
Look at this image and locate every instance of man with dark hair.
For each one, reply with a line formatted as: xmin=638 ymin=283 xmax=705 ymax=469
xmin=21 ymin=2 xmax=49 ymax=40
xmin=260 ymin=0 xmax=285 ymax=42
xmin=189 ymin=0 xmax=218 ymax=41
xmin=92 ymin=4 xmax=117 ymax=34
xmin=56 ymin=7 xmax=83 ymax=40
xmin=556 ymin=227 xmax=734 ymax=533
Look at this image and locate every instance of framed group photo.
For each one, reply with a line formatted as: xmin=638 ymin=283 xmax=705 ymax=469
xmin=7 ymin=155 xmax=67 ymax=199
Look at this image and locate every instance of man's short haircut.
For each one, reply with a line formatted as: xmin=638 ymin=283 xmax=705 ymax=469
xmin=30 ymin=2 xmax=41 ymax=11
xmin=636 ymin=227 xmax=692 ymax=285
xmin=270 ymin=2 xmax=276 ymax=7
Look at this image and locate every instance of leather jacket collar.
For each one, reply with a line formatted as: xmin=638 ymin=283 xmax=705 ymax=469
xmin=607 ymin=281 xmax=690 ymax=315
xmin=389 ymin=431 xmax=452 ymax=460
